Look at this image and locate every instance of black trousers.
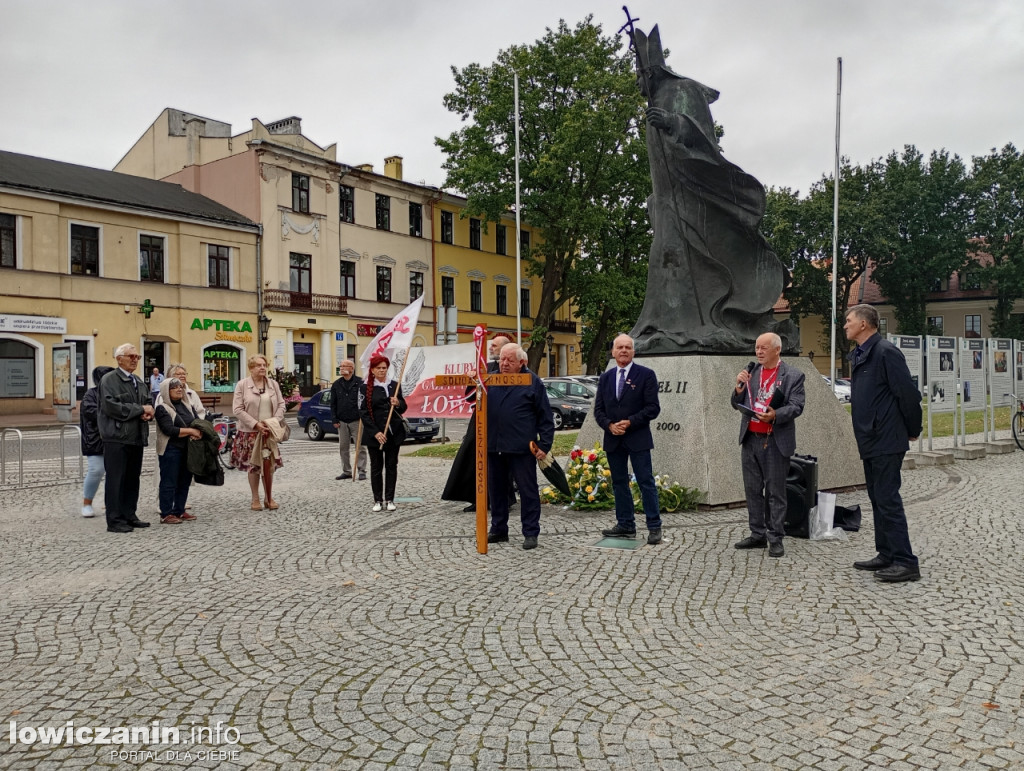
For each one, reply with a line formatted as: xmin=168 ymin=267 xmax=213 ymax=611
xmin=488 ymin=453 xmax=541 ymax=538
xmin=103 ymin=442 xmax=144 ymax=527
xmin=863 ymin=453 xmax=917 ymax=568
xmin=366 ymin=439 xmax=400 ymax=502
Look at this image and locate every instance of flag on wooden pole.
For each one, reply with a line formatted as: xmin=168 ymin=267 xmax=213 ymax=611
xmin=359 ymin=295 xmax=425 ymax=377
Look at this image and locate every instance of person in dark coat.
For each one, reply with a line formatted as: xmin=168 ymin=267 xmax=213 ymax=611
xmin=98 ymin=343 xmax=154 ymax=533
xmin=330 ymin=359 xmax=367 ymax=480
xmin=485 ymin=343 xmax=554 ymax=551
xmin=731 ymin=333 xmax=806 ymax=558
xmin=845 ymin=304 xmax=923 ymax=583
xmin=360 ymin=354 xmax=407 ymax=512
xmin=442 ymin=335 xmax=510 ymax=509
xmin=154 ymin=378 xmax=203 ymax=524
xmin=79 ymin=365 xmax=114 ymax=518
xmin=594 ymin=334 xmax=665 ymax=545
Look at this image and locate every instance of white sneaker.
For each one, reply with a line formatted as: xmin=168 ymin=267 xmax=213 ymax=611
xmin=81 ymin=505 xmax=95 ymax=518
xmin=386 ymin=501 xmax=397 ymax=512
xmin=372 ymin=502 xmax=382 ymax=512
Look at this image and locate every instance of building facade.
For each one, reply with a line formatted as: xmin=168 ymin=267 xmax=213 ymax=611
xmin=0 ymin=150 xmax=259 ymax=414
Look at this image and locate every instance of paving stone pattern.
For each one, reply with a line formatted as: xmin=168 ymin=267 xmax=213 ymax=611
xmin=0 ymin=439 xmax=1022 ymax=770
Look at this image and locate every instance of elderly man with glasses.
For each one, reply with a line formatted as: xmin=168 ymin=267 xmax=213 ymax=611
xmin=98 ymin=343 xmax=155 ymax=533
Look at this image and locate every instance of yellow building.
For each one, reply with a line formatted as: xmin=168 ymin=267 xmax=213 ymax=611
xmin=432 ymin=193 xmax=583 ymax=375
xmin=116 ymin=110 xmax=437 ymax=390
xmin=0 ymin=149 xmax=259 ymax=415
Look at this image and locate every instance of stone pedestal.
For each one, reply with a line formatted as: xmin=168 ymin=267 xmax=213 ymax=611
xmin=575 ymin=355 xmax=865 ymax=506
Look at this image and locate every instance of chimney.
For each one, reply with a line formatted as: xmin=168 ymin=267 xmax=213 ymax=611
xmin=384 ymin=156 xmax=404 ymax=181
xmin=356 ymin=163 xmax=374 ymax=173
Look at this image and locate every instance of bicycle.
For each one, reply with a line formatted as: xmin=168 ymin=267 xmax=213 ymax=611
xmin=206 ymin=411 xmax=238 ymax=462
xmin=1009 ymin=393 xmax=1024 ymax=451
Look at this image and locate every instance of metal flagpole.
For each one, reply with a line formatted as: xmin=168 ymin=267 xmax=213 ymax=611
xmin=830 ymin=57 xmax=842 ymax=391
xmin=514 ymin=72 xmax=523 ymax=344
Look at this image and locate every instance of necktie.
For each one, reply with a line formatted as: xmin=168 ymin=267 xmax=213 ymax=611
xmin=616 ymin=368 xmax=625 ymax=399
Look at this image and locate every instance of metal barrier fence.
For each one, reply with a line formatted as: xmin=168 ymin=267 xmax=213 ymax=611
xmin=0 ymin=426 xmax=83 ymax=488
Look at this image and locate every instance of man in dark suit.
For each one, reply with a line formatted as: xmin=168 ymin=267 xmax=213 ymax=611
xmin=98 ymin=343 xmax=155 ymax=533
xmin=845 ymin=304 xmax=923 ymax=583
xmin=731 ymin=332 xmax=806 ymax=557
xmin=486 ymin=344 xmax=553 ymax=551
xmin=594 ymin=334 xmax=663 ymax=545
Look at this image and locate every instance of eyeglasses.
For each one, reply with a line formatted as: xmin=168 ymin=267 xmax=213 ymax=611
xmin=120 ymin=354 xmax=141 ymax=360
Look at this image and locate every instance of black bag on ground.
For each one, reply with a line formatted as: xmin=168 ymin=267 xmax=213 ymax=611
xmin=833 ymin=504 xmax=862 ymax=532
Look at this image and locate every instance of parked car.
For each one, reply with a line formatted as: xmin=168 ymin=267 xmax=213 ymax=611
xmin=297 ymin=391 xmax=439 ymax=443
xmin=543 ymin=386 xmax=590 ymax=430
xmin=544 ymin=377 xmax=597 ymax=400
xmin=822 ymin=376 xmax=851 ymax=403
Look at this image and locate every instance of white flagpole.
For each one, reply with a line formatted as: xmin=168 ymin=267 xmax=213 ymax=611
xmin=514 ymin=71 xmax=523 ymax=344
xmin=830 ymin=57 xmax=842 ymax=391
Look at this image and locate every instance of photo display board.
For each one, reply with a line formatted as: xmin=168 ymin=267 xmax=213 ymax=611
xmin=959 ymin=338 xmax=987 ymax=407
xmin=987 ymin=339 xmax=1013 ymax=407
xmin=890 ymin=335 xmax=924 ymax=393
xmin=1016 ymin=340 xmax=1024 ymax=393
xmin=926 ymin=336 xmax=958 ymax=413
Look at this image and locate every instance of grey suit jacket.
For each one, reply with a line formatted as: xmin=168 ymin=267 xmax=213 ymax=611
xmin=730 ymin=360 xmax=806 ymax=457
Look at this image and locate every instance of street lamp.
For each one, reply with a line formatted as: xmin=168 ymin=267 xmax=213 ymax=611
xmin=258 ymin=313 xmax=271 ymax=354
xmin=546 ymin=333 xmax=555 ymax=377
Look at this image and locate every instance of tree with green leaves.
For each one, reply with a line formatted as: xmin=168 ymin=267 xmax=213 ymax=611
xmin=970 ymin=143 xmax=1024 ymax=339
xmin=436 ymin=17 xmax=646 ymax=372
xmin=769 ymin=160 xmax=892 ymax=372
xmin=869 ymin=146 xmax=972 ymax=335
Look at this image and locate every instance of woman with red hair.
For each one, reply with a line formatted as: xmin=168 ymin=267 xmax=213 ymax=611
xmin=359 ymin=354 xmax=407 ymax=511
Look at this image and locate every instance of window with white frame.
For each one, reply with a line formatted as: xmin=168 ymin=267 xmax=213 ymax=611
xmin=139 ymin=234 xmax=165 ymax=282
xmin=70 ymin=224 xmax=100 ymax=275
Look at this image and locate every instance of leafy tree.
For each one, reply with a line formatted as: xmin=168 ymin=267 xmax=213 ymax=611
xmin=970 ymin=143 xmax=1024 ymax=339
xmin=769 ymin=161 xmax=891 ymax=373
xmin=436 ymin=17 xmax=646 ymax=371
xmin=870 ymin=146 xmax=972 ymax=335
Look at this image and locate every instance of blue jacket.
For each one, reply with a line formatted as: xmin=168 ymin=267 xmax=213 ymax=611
xmin=730 ymin=360 xmax=805 ymax=457
xmin=486 ymin=368 xmax=554 ymax=455
xmin=848 ymin=333 xmax=923 ymax=459
xmin=594 ymin=362 xmax=660 ymax=453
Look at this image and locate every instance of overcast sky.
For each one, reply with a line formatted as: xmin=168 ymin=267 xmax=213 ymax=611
xmin=2 ymin=0 xmax=1022 ymax=197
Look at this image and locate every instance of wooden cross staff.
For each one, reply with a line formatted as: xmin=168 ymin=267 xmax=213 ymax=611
xmin=433 ymin=370 xmax=533 ymax=554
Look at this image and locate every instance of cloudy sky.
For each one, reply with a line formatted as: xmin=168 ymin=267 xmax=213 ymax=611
xmin=2 ymin=0 xmax=1022 ymax=197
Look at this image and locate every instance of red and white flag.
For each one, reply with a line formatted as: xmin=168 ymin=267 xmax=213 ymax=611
xmin=359 ymin=295 xmax=425 ymax=376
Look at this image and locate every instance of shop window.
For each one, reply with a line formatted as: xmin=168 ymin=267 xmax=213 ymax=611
xmin=0 ymin=338 xmax=36 ymax=397
xmin=202 ymin=344 xmax=242 ymax=393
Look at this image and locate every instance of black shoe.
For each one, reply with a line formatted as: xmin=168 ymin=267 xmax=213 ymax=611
xmin=602 ymin=524 xmax=637 ymax=538
xmin=106 ymin=524 xmax=133 ymax=533
xmin=768 ymin=541 xmax=785 ymax=558
xmin=874 ymin=564 xmax=921 ymax=583
xmin=126 ymin=519 xmax=151 ymax=528
xmin=522 ymin=536 xmax=538 ymax=550
xmin=463 ymin=503 xmax=476 ymax=512
xmin=647 ymin=528 xmax=663 ymax=545
xmin=358 ymin=473 xmax=367 ymax=481
xmin=853 ymin=555 xmax=893 ymax=571
xmin=336 ymin=473 xmax=352 ymax=480
xmin=734 ymin=535 xmax=767 ymax=549
xmin=487 ymin=532 xmax=509 ymax=544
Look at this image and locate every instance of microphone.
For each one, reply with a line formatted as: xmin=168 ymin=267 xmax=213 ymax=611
xmin=745 ymin=361 xmax=756 ymax=374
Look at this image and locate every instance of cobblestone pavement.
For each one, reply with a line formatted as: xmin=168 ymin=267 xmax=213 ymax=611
xmin=1 ymin=437 xmax=1022 ymax=771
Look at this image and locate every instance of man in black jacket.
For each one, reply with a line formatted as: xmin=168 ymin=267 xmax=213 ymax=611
xmin=845 ymin=305 xmax=923 ymax=583
xmin=486 ymin=344 xmax=554 ymax=551
xmin=330 ymin=360 xmax=367 ymax=480
xmin=98 ymin=343 xmax=154 ymax=533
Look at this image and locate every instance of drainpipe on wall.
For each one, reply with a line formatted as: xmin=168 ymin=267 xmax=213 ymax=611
xmin=256 ymin=224 xmax=264 ymax=354
xmin=428 ymin=191 xmax=443 ymax=339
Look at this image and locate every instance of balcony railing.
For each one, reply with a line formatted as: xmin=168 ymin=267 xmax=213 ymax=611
xmin=549 ymin=319 xmax=577 ymax=334
xmin=264 ymin=289 xmax=347 ymax=315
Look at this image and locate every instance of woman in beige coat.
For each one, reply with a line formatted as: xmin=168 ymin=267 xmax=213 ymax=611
xmin=232 ymin=354 xmax=286 ymax=510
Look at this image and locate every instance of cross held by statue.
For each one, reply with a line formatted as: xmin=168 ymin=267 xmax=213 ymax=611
xmin=433 ymin=370 xmax=533 ymax=554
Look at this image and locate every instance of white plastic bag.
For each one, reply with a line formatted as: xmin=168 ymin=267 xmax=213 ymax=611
xmin=809 ymin=491 xmax=847 ymax=541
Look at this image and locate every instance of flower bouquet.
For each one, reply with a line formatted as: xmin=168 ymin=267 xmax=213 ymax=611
xmin=630 ymin=474 xmax=705 ymax=512
xmin=540 ymin=442 xmax=615 ymax=510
